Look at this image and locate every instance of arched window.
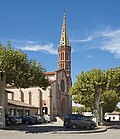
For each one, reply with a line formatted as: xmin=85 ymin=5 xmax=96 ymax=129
xmin=20 ymin=89 xmax=24 ymax=102
xmin=65 ymin=63 xmax=69 ymax=70
xmin=60 ymin=79 xmax=65 ymax=92
xmin=63 ymin=52 xmax=64 ymax=60
xmin=65 ymin=52 xmax=68 ymax=60
xmin=59 ymin=53 xmax=61 ymax=61
xmin=62 ymin=63 xmax=64 ymax=68
xmin=29 ymin=91 xmax=32 ymax=105
xmin=61 ymin=53 xmax=63 ymax=60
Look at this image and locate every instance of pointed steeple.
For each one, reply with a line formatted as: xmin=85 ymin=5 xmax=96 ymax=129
xmin=58 ymin=11 xmax=71 ymax=77
xmin=59 ymin=11 xmax=70 ymax=47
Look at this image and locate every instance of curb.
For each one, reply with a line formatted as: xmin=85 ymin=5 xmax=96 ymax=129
xmin=51 ymin=126 xmax=107 ymax=134
xmin=0 ymin=125 xmax=107 ymax=134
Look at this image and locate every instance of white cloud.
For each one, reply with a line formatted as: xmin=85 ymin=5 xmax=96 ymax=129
xmin=70 ymin=27 xmax=120 ymax=59
xmin=101 ymin=41 xmax=120 ymax=58
xmin=70 ymin=34 xmax=99 ymax=43
xmin=9 ymin=27 xmax=120 ymax=58
xmin=86 ymin=55 xmax=93 ymax=59
xmin=26 ymin=41 xmax=35 ymax=44
xmin=15 ymin=40 xmax=75 ymax=55
xmin=80 ymin=34 xmax=98 ymax=42
xmin=102 ymin=28 xmax=120 ymax=38
xmin=100 ymin=28 xmax=120 ymax=58
xmin=17 ymin=41 xmax=58 ymax=55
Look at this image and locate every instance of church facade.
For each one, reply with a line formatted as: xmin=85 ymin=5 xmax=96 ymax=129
xmin=6 ymin=12 xmax=72 ymax=119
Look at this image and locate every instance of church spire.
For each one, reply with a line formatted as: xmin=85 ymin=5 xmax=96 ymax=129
xmin=58 ymin=12 xmax=71 ymax=77
xmin=59 ymin=11 xmax=70 ymax=47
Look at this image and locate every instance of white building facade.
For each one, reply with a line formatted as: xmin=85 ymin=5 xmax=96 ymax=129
xmin=104 ymin=112 xmax=120 ymax=121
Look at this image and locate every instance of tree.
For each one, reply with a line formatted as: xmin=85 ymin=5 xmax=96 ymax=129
xmin=0 ymin=42 xmax=49 ymax=89
xmin=106 ymin=67 xmax=120 ymax=96
xmin=70 ymin=67 xmax=120 ymax=126
xmin=115 ymin=106 xmax=120 ymax=112
xmin=72 ymin=106 xmax=91 ymax=113
xmin=101 ymin=90 xmax=119 ymax=113
xmin=70 ymin=68 xmax=107 ymax=126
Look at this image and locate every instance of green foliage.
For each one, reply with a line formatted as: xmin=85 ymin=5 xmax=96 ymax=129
xmin=101 ymin=90 xmax=119 ymax=113
xmin=72 ymin=106 xmax=91 ymax=113
xmin=115 ymin=106 xmax=120 ymax=112
xmin=70 ymin=67 xmax=120 ymax=126
xmin=0 ymin=42 xmax=49 ymax=89
xmin=70 ymin=68 xmax=107 ymax=109
xmin=106 ymin=67 xmax=120 ymax=96
xmin=70 ymin=67 xmax=120 ymax=109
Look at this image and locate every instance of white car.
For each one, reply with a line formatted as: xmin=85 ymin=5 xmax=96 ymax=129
xmin=43 ymin=115 xmax=51 ymax=123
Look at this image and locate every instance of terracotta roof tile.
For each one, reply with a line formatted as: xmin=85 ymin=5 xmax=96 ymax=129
xmin=45 ymin=72 xmax=55 ymax=75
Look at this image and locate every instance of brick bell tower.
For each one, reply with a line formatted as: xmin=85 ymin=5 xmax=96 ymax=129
xmin=58 ymin=12 xmax=71 ymax=78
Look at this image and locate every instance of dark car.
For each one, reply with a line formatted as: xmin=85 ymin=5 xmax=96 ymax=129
xmin=64 ymin=114 xmax=96 ymax=129
xmin=5 ymin=114 xmax=10 ymax=125
xmin=38 ymin=116 xmax=46 ymax=123
xmin=22 ymin=116 xmax=35 ymax=124
xmin=6 ymin=116 xmax=22 ymax=125
xmin=30 ymin=116 xmax=42 ymax=124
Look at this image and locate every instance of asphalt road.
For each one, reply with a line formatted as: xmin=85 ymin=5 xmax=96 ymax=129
xmin=0 ymin=128 xmax=120 ymax=139
xmin=0 ymin=121 xmax=120 ymax=139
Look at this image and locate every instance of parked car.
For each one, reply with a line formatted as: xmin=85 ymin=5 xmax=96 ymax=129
xmin=6 ymin=116 xmax=22 ymax=125
xmin=5 ymin=114 xmax=10 ymax=125
xmin=43 ymin=115 xmax=51 ymax=123
xmin=30 ymin=116 xmax=42 ymax=124
xmin=30 ymin=116 xmax=39 ymax=124
xmin=22 ymin=116 xmax=35 ymax=124
xmin=39 ymin=116 xmax=46 ymax=123
xmin=64 ymin=114 xmax=96 ymax=129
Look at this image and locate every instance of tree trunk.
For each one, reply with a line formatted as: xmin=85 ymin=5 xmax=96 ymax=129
xmin=94 ymin=86 xmax=102 ymax=127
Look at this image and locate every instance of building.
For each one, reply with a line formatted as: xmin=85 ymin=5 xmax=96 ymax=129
xmin=104 ymin=112 xmax=120 ymax=121
xmin=6 ymin=12 xmax=72 ymax=119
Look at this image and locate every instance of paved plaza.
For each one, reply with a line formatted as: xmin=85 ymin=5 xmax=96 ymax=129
xmin=0 ymin=125 xmax=120 ymax=139
xmin=0 ymin=120 xmax=120 ymax=139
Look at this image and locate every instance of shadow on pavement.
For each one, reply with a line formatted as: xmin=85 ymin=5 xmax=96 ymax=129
xmin=3 ymin=124 xmax=99 ymax=134
xmin=107 ymin=126 xmax=120 ymax=129
xmin=104 ymin=121 xmax=120 ymax=130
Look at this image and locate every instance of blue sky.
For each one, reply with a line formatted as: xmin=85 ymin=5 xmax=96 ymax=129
xmin=0 ymin=0 xmax=120 ymax=84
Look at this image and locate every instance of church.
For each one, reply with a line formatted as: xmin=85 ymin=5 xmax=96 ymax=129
xmin=5 ymin=12 xmax=72 ymax=119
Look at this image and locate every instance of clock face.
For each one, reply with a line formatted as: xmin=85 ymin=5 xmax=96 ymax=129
xmin=60 ymin=79 xmax=65 ymax=92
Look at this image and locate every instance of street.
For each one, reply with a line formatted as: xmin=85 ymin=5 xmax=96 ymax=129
xmin=0 ymin=121 xmax=120 ymax=139
xmin=0 ymin=128 xmax=120 ymax=139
